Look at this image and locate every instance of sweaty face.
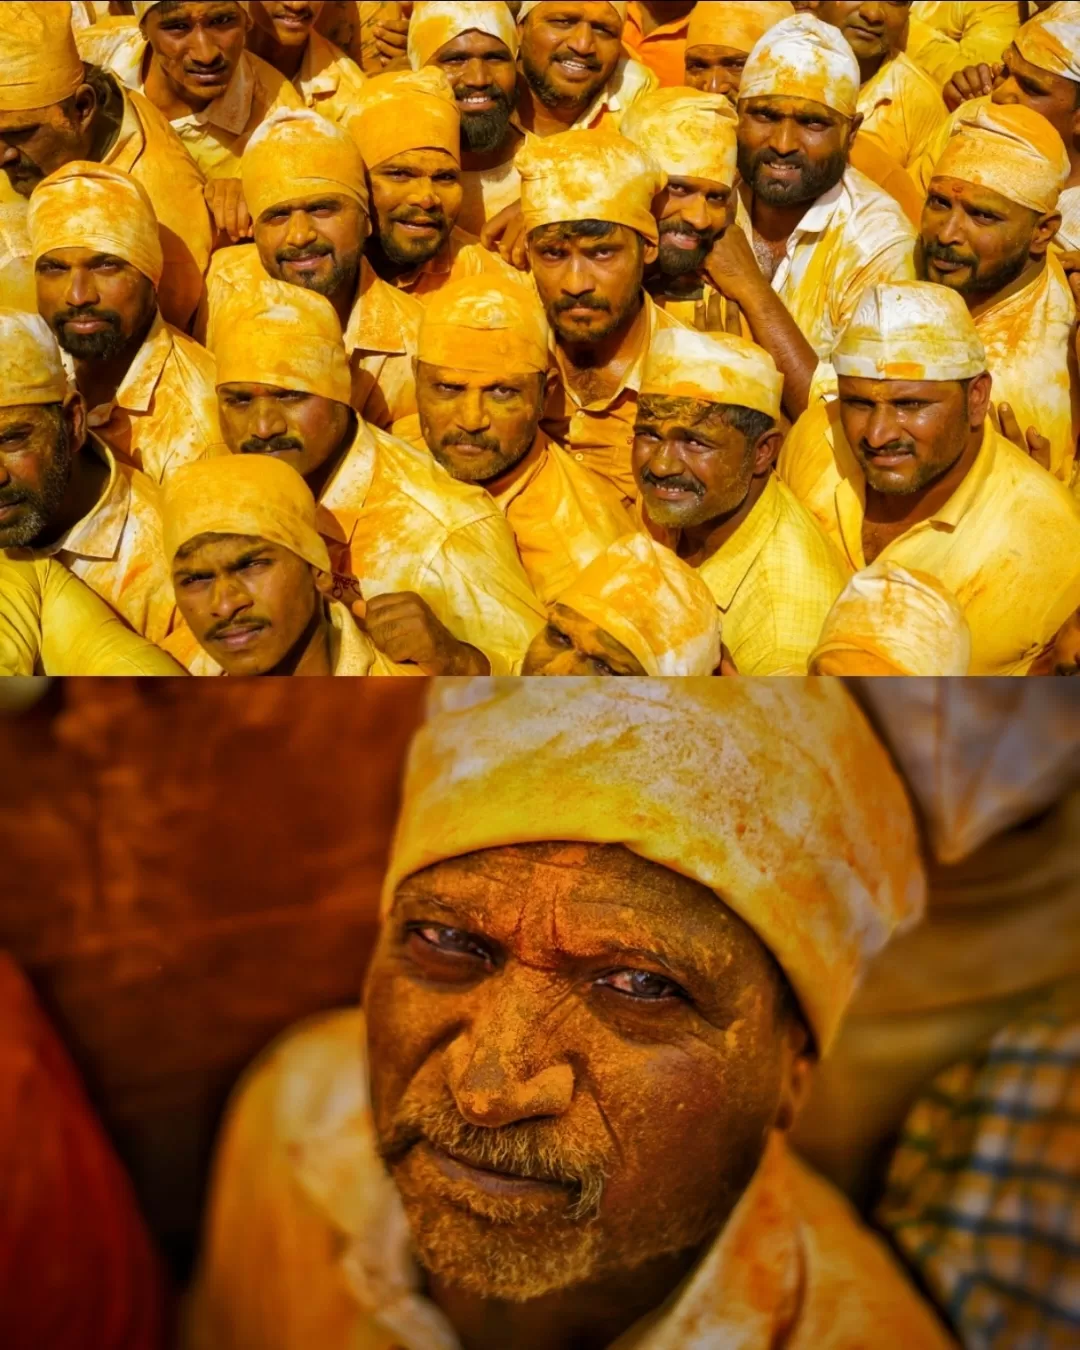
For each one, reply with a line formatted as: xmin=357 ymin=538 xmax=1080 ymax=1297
xmin=35 ymin=248 xmax=157 ymax=362
xmin=817 ymin=1 xmax=911 ymax=63
xmin=144 ymin=2 xmax=248 ymax=108
xmin=0 ymin=404 xmax=74 ymax=549
xmin=993 ymin=45 xmax=1080 ymax=149
xmin=530 ymin=223 xmax=648 ymax=346
xmin=0 ymin=97 xmax=94 ymax=200
xmin=432 ymin=30 xmax=519 ymax=155
xmin=839 ymin=376 xmax=975 ymax=495
xmin=922 ymin=177 xmax=1040 ymax=300
xmin=172 ymin=533 xmax=319 ymax=675
xmin=369 ymin=150 xmax=462 ymax=269
xmin=255 ymin=194 xmax=365 ymax=299
xmin=522 ymin=605 xmax=648 ymax=676
xmin=737 ymin=96 xmax=851 ymax=207
xmin=218 ymin=383 xmax=353 ymax=480
xmin=366 ymin=842 xmax=804 ymax=1303
xmin=416 ymin=363 xmax=544 ymax=483
xmin=684 ymin=45 xmax=750 ymax=101
xmin=250 ymin=0 xmax=325 ymax=47
xmin=520 ymin=3 xmax=623 ymax=111
xmin=656 ymin=177 xmax=732 ymax=278
xmin=633 ymin=395 xmax=756 ymax=530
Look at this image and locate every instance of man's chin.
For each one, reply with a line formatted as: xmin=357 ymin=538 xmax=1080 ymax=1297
xmin=658 ymin=242 xmax=708 ymax=277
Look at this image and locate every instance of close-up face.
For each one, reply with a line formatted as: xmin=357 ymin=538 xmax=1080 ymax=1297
xmin=655 ymin=176 xmax=732 ymax=277
xmin=520 ymin=3 xmax=624 ymax=111
xmin=993 ymin=44 xmax=1080 ymax=149
xmin=35 ymin=248 xmax=157 ymax=362
xmin=365 ymin=841 xmax=807 ymax=1303
xmin=250 ymin=0 xmax=325 ymax=48
xmin=0 ymin=91 xmax=97 ymax=199
xmin=684 ymin=45 xmax=751 ymax=101
xmin=218 ymin=383 xmax=353 ymax=479
xmin=522 ymin=605 xmax=648 ymax=676
xmin=171 ymin=533 xmax=319 ymax=676
xmin=737 ymin=96 xmax=854 ymax=206
xmin=369 ymin=150 xmax=462 ymax=269
xmin=817 ymin=1 xmax=911 ymax=63
xmin=255 ymin=193 xmax=366 ymax=299
xmin=432 ymin=30 xmax=519 ymax=154
xmin=529 ymin=223 xmax=652 ymax=346
xmin=922 ymin=177 xmax=1047 ymax=299
xmin=0 ymin=401 xmax=81 ymax=549
xmin=143 ymin=2 xmax=249 ymax=107
xmin=416 ymin=362 xmax=545 ymax=484
xmin=838 ymin=373 xmax=991 ymax=495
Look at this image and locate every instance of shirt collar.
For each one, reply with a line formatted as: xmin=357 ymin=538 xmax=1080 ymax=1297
xmin=696 ymin=473 xmax=783 ymax=609
xmin=175 ymin=50 xmax=255 ymax=135
xmin=21 ymin=436 xmax=130 ymax=564
xmin=86 ymin=312 xmax=173 ymax=426
xmin=296 ymin=30 xmax=341 ymax=100
xmin=788 ymin=176 xmax=846 ymax=243
xmin=344 ymin=257 xmax=421 ymax=356
xmin=318 ymin=419 xmax=379 ymax=542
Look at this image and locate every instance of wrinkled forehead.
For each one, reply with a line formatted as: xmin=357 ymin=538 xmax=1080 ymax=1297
xmin=837 ymin=374 xmax=965 ymax=402
xmin=927 ymin=174 xmax=1033 ymax=220
xmin=0 ymin=402 xmax=61 ymax=433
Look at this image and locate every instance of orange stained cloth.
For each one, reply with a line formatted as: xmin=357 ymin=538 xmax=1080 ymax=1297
xmin=458 ymin=145 xmax=526 ymax=235
xmin=408 ymin=1 xmax=518 ymax=70
xmin=0 ymin=309 xmax=69 ymax=406
xmin=241 ymin=107 xmax=370 ymax=224
xmin=832 ymin=280 xmax=987 ymax=383
xmin=932 ymin=100 xmax=1070 ymax=216
xmin=856 ymin=50 xmax=947 ymax=172
xmin=847 ymin=134 xmax=926 ymax=227
xmin=622 ymin=2 xmax=690 ymax=89
xmin=382 ymin=225 xmax=525 ymax=304
xmin=685 ymin=1 xmax=795 ymax=57
xmin=416 ymin=274 xmax=549 ymax=375
xmin=1015 ymin=1 xmax=1080 ymax=84
xmin=909 ymin=2 xmax=1020 ymax=83
xmin=0 ymin=3 xmax=85 ymax=112
xmin=0 ymin=203 xmax=35 ymax=313
xmin=642 ymin=327 xmax=785 ymax=418
xmin=740 ymin=12 xmax=861 ymax=119
xmin=351 ymin=66 xmax=460 ymax=170
xmin=779 ymin=402 xmax=1080 ymax=675
xmin=131 ymin=0 xmax=251 ymax=19
xmin=291 ymin=28 xmax=368 ymax=128
xmin=620 ymin=86 xmax=739 ymax=189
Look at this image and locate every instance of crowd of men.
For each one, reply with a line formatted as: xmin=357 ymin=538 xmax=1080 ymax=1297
xmin=1 ymin=0 xmax=1080 ymax=678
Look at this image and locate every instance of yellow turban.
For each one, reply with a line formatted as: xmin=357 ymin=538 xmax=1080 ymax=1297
xmin=0 ymin=3 xmax=86 ymax=113
xmin=555 ymin=533 xmax=721 ymax=677
xmin=642 ymin=329 xmax=784 ymax=419
xmin=1015 ymin=3 xmax=1080 ymax=84
xmin=162 ymin=455 xmax=331 ymax=573
xmin=242 ymin=108 xmax=370 ymax=224
xmin=408 ymin=1 xmax=518 ymax=71
xmin=810 ymin=563 xmax=972 ymax=677
xmin=352 ymin=67 xmax=461 ymax=170
xmin=27 ymin=162 xmax=164 ymax=288
xmin=932 ymin=102 xmax=1070 ymax=216
xmin=518 ymin=1 xmax=627 ymax=25
xmin=0 ymin=309 xmax=68 ymax=407
xmin=740 ymin=12 xmax=860 ymax=119
xmin=0 ymin=204 xmax=35 ymax=314
xmin=213 ymin=280 xmax=352 ymax=405
xmin=385 ymin=679 xmax=926 ymax=1053
xmin=833 ymin=282 xmax=987 ymax=382
xmin=686 ymin=1 xmax=796 ymax=57
xmin=620 ymin=88 xmax=738 ymax=189
xmin=517 ymin=128 xmax=666 ymax=244
xmin=418 ymin=275 xmax=550 ymax=375
xmin=133 ymin=1 xmax=250 ymax=22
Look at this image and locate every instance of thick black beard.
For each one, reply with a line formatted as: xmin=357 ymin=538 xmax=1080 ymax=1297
xmin=287 ymin=252 xmax=360 ymax=300
xmin=658 ymin=239 xmax=710 ymax=277
xmin=0 ymin=417 xmax=72 ymax=548
xmin=926 ymin=241 xmax=1031 ymax=300
xmin=376 ymin=223 xmax=448 ymax=270
xmin=460 ymin=91 xmax=515 ymax=153
xmin=522 ymin=48 xmax=603 ymax=111
xmin=737 ymin=144 xmax=847 ymax=207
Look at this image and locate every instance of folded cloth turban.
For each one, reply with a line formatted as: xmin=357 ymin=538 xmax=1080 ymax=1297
xmin=642 ymin=329 xmax=785 ymax=419
xmin=418 ymin=275 xmax=550 ymax=376
xmin=0 ymin=309 xmax=69 ymax=407
xmin=555 ymin=533 xmax=722 ymax=677
xmin=740 ymin=12 xmax=860 ymax=119
xmin=242 ymin=107 xmax=370 ymax=224
xmin=408 ymin=1 xmax=519 ymax=70
xmin=212 ymin=279 xmax=353 ymax=406
xmin=1015 ymin=2 xmax=1080 ymax=83
xmin=931 ymin=101 xmax=1070 ymax=216
xmin=352 ymin=67 xmax=461 ymax=170
xmin=518 ymin=1 xmax=627 ymax=26
xmin=811 ymin=562 xmax=972 ymax=677
xmin=133 ymin=0 xmax=250 ymax=21
xmin=384 ymin=678 xmax=927 ymax=1053
xmin=27 ymin=162 xmax=164 ymax=288
xmin=686 ymin=1 xmax=796 ymax=56
xmin=162 ymin=454 xmax=331 ymax=572
xmin=620 ymin=87 xmax=739 ymax=188
xmin=517 ymin=128 xmax=666 ymax=244
xmin=0 ymin=3 xmax=86 ymax=113
xmin=832 ymin=282 xmax=987 ymax=382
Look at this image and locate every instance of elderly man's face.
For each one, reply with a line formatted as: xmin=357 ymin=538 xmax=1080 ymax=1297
xmin=432 ymin=30 xmax=519 ymax=154
xmin=520 ymin=3 xmax=624 ymax=111
xmin=255 ymin=193 xmax=366 ymax=300
xmin=522 ymin=605 xmax=648 ymax=675
xmin=737 ymin=96 xmax=854 ymax=206
xmin=656 ymin=176 xmax=732 ymax=277
xmin=530 ymin=222 xmax=653 ymax=345
xmin=0 ymin=92 xmax=96 ymax=199
xmin=35 ymin=248 xmax=158 ymax=362
xmin=817 ymin=1 xmax=911 ymax=64
xmin=0 ymin=401 xmax=81 ymax=549
xmin=144 ymin=2 xmax=248 ymax=109
xmin=684 ymin=45 xmax=751 ymax=101
xmin=366 ymin=842 xmax=809 ymax=1303
xmin=250 ymin=0 xmax=325 ymax=48
xmin=218 ymin=382 xmax=353 ymax=480
xmin=922 ymin=177 xmax=1049 ymax=299
xmin=416 ymin=362 xmax=545 ymax=483
xmin=993 ymin=46 xmax=1080 ymax=149
xmin=369 ymin=150 xmax=463 ymax=269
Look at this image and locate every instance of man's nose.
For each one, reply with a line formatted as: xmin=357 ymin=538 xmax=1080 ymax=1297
xmin=406 ymin=179 xmax=439 ymax=210
xmin=935 ymin=203 xmax=967 ymax=247
xmin=285 ymin=210 xmax=318 ymax=247
xmin=66 ymin=267 xmax=99 ymax=309
xmin=705 ymin=68 xmax=737 ymax=98
xmin=769 ymin=117 xmax=801 ymax=156
xmin=251 ymin=399 xmax=289 ymax=442
xmin=562 ymin=251 xmax=594 ymax=296
xmin=864 ymin=403 xmax=901 ymax=447
xmin=208 ymin=576 xmax=252 ymax=620
xmin=679 ymin=194 xmax=711 ymax=233
xmin=457 ymin=388 xmax=490 ymax=433
xmin=648 ymin=438 xmax=687 ymax=476
xmin=188 ymin=25 xmax=221 ymax=64
xmin=565 ymin=21 xmax=598 ymax=56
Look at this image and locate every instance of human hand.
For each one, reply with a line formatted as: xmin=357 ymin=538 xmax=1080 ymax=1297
xmin=942 ymin=62 xmax=1000 ymax=112
xmin=993 ymin=403 xmax=1052 ymax=474
xmin=480 ymin=199 xmax=530 ymax=271
xmin=204 ymin=177 xmax=252 ymax=243
xmin=362 ymin=591 xmax=490 ymax=674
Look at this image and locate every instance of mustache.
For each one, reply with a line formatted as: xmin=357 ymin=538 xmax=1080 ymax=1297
xmin=53 ymin=307 xmax=122 ymax=330
xmin=641 ymin=467 xmax=705 ymax=496
xmin=390 ymin=208 xmax=447 ymax=227
xmin=0 ymin=488 xmax=28 ymax=508
xmin=659 ymin=219 xmax=712 ymax=244
xmin=441 ymin=431 xmax=502 ymax=453
xmin=276 ymin=242 xmax=334 ymax=263
xmin=457 ymin=86 xmax=510 ymax=107
xmin=206 ymin=618 xmax=269 ymax=643
xmin=754 ymin=148 xmax=812 ymax=173
xmin=240 ymin=436 xmax=304 ymax=455
xmin=925 ymin=240 xmax=977 ymax=268
xmin=861 ymin=440 xmax=915 ymax=456
xmin=184 ymin=59 xmax=230 ymax=74
xmin=553 ymin=294 xmax=610 ymax=314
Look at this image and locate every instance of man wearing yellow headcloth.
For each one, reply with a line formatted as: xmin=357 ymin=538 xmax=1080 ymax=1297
xmin=920 ymin=102 xmax=1077 ymax=484
xmin=779 ymin=280 xmax=1080 ymax=674
xmin=0 ymin=308 xmax=176 ymax=644
xmin=245 ymin=1 xmax=367 ymax=127
xmin=210 ymin=280 xmax=547 ymax=674
xmin=684 ymin=1 xmax=796 ymax=100
xmin=634 ymin=327 xmax=850 ymax=675
xmin=0 ymin=2 xmax=211 ymax=331
xmin=27 ymin=163 xmax=222 ymax=485
xmin=184 ymin=679 xmax=956 ymax=1350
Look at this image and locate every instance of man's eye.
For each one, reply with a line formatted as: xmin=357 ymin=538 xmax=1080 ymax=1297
xmin=491 ymin=386 xmax=519 ymax=399
xmin=177 ymin=573 xmax=212 ymax=588
xmin=634 ymin=429 xmax=658 ymax=441
xmin=590 ymin=658 xmax=616 ymax=676
xmin=597 ymin=970 xmax=686 ymax=1001
xmin=407 ymin=923 xmax=491 ymax=961
xmin=546 ymin=625 xmax=571 ymax=648
xmin=434 ymin=173 xmax=460 ymax=185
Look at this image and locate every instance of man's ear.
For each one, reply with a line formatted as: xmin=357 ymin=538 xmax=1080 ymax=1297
xmin=1031 ymin=209 xmax=1062 ymax=259
xmin=753 ymin=426 xmax=784 ymax=474
xmin=643 ymin=239 xmax=659 ymax=266
xmin=64 ymin=391 xmax=87 ymax=453
xmin=967 ymin=369 xmax=993 ymax=427
xmin=71 ymin=82 xmax=98 ymax=136
xmin=774 ymin=1013 xmax=816 ymax=1134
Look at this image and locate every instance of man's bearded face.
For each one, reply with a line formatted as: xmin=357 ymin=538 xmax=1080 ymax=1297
xmin=0 ymin=404 xmax=73 ymax=550
xmin=737 ymin=96 xmax=851 ymax=207
xmin=369 ymin=150 xmax=463 ymax=269
xmin=433 ymin=30 xmax=520 ymax=155
xmin=254 ymin=194 xmax=365 ymax=300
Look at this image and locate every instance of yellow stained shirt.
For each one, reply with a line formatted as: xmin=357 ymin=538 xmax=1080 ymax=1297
xmin=293 ymin=29 xmax=367 ymax=127
xmin=0 ymin=201 xmax=34 ymax=312
xmin=1057 ymin=185 xmax=1080 ymax=251
xmin=857 ymin=51 xmax=948 ymax=171
xmin=385 ymin=227 xmax=525 ymax=304
xmin=0 ymin=556 xmax=183 ymax=677
xmin=622 ymin=2 xmax=691 ymax=89
xmin=779 ymin=401 xmax=1080 ymax=674
xmin=318 ymin=420 xmax=546 ymax=673
xmin=458 ymin=146 xmax=525 ymax=237
xmin=182 ymin=1008 xmax=957 ymax=1350
xmin=908 ymin=2 xmax=1020 ymax=84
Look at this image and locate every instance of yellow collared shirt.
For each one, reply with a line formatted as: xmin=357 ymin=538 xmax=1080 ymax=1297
xmin=857 ymin=51 xmax=948 ymax=171
xmin=908 ymin=2 xmax=1021 ymax=85
xmin=294 ymin=29 xmax=367 ymax=128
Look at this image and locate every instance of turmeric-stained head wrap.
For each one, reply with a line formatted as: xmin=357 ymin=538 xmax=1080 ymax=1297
xmin=642 ymin=329 xmax=784 ymax=419
xmin=517 ymin=128 xmax=666 ymax=244
xmin=352 ymin=67 xmax=461 ymax=170
xmin=621 ymin=88 xmax=739 ymax=188
xmin=833 ymin=282 xmax=986 ymax=382
xmin=418 ymin=275 xmax=550 ymax=375
xmin=518 ymin=1 xmax=627 ymax=26
xmin=740 ymin=12 xmax=860 ymax=118
xmin=0 ymin=204 xmax=36 ymax=314
xmin=385 ymin=678 xmax=926 ymax=1053
xmin=555 ymin=534 xmax=722 ymax=677
xmin=0 ymin=3 xmax=86 ymax=113
xmin=408 ymin=1 xmax=518 ymax=71
xmin=162 ymin=454 xmax=331 ymax=572
xmin=931 ymin=102 xmax=1070 ymax=216
xmin=686 ymin=0 xmax=796 ymax=57
xmin=0 ymin=308 xmax=69 ymax=407
xmin=213 ymin=280 xmax=352 ymax=405
xmin=810 ymin=562 xmax=972 ymax=677
xmin=242 ymin=108 xmax=370 ymax=224
xmin=133 ymin=0 xmax=251 ymax=23
xmin=27 ymin=162 xmax=164 ymax=287
xmin=1015 ymin=2 xmax=1080 ymax=84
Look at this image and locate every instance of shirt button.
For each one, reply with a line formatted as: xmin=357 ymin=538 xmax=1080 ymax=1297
xmin=575 ymin=453 xmax=584 ymax=462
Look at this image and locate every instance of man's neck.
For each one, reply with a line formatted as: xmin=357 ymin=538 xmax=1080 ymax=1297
xmin=516 ymin=79 xmax=598 ymax=137
xmin=481 ymin=429 xmax=547 ymax=498
xmin=742 ymin=180 xmax=817 ymax=247
xmin=269 ymin=602 xmax=334 ymax=676
xmin=855 ymin=48 xmax=888 ymax=84
xmin=75 ymin=314 xmax=156 ymax=412
xmin=556 ymin=293 xmax=647 ymax=406
xmin=305 ymin=419 xmax=358 ymax=502
xmin=862 ymin=424 xmax=984 ymax=561
xmin=246 ymin=23 xmax=307 ymax=80
xmin=675 ymin=471 xmax=770 ymax=569
xmin=37 ymin=439 xmax=112 ymax=549
xmin=966 ymin=255 xmax=1046 ymax=320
